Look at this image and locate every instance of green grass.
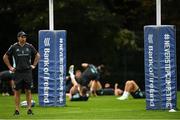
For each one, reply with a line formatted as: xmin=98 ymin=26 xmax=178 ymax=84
xmin=0 ymin=92 xmax=180 ymax=120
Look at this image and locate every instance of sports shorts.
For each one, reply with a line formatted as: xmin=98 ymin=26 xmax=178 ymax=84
xmin=70 ymin=93 xmax=89 ymax=101
xmin=14 ymin=69 xmax=33 ymax=90
xmin=131 ymin=88 xmax=145 ymax=98
xmin=96 ymin=88 xmax=114 ymax=95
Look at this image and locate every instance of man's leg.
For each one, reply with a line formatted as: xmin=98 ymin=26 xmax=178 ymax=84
xmin=25 ymin=89 xmax=32 ymax=110
xmin=14 ymin=90 xmax=20 ymax=115
xmin=124 ymin=80 xmax=139 ymax=92
xmin=114 ymin=83 xmax=123 ymax=96
xmin=90 ymin=80 xmax=102 ymax=96
xmin=68 ymin=65 xmax=81 ymax=100
xmin=117 ymin=80 xmax=139 ymax=100
xmin=10 ymin=80 xmax=15 ymax=95
xmin=25 ymin=89 xmax=33 ymax=115
xmin=69 ymin=65 xmax=79 ymax=87
xmin=2 ymin=80 xmax=8 ymax=96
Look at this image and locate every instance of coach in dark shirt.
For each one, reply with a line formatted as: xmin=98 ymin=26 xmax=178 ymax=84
xmin=3 ymin=31 xmax=40 ymax=115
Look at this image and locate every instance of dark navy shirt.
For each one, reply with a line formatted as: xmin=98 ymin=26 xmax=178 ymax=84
xmin=6 ymin=42 xmax=38 ymax=71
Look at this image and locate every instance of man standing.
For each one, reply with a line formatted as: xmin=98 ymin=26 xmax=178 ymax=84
xmin=3 ymin=31 xmax=40 ymax=115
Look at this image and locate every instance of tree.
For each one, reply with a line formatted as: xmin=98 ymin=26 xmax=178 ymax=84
xmin=0 ymin=0 xmax=179 ymax=90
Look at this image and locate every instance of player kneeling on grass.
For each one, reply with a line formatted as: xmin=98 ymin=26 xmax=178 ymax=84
xmin=117 ymin=80 xmax=145 ymax=100
xmin=68 ymin=65 xmax=89 ymax=101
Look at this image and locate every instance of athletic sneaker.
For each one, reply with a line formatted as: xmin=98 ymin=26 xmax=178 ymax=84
xmin=117 ymin=96 xmax=128 ymax=100
xmin=69 ymin=65 xmax=74 ymax=75
xmin=5 ymin=93 xmax=10 ymax=96
xmin=13 ymin=110 xmax=20 ymax=116
xmin=27 ymin=109 xmax=34 ymax=115
xmin=2 ymin=93 xmax=5 ymax=96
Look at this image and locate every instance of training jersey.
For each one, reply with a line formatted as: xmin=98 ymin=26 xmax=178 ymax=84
xmin=6 ymin=42 xmax=38 ymax=71
xmin=80 ymin=64 xmax=100 ymax=86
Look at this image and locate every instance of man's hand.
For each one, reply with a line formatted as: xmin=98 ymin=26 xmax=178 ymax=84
xmin=31 ymin=65 xmax=36 ymax=69
xmin=9 ymin=66 xmax=15 ymax=72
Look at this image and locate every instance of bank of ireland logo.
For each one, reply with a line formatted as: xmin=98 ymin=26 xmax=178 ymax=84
xmin=164 ymin=34 xmax=170 ymax=40
xmin=44 ymin=37 xmax=50 ymax=47
xmin=148 ymin=34 xmax=153 ymax=44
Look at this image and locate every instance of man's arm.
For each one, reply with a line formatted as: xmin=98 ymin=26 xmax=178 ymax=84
xmin=31 ymin=52 xmax=40 ymax=69
xmin=3 ymin=54 xmax=15 ymax=72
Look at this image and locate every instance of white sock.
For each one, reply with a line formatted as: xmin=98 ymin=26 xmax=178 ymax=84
xmin=69 ymin=65 xmax=74 ymax=75
xmin=122 ymin=91 xmax=129 ymax=98
xmin=117 ymin=91 xmax=130 ymax=100
xmin=70 ymin=73 xmax=75 ymax=79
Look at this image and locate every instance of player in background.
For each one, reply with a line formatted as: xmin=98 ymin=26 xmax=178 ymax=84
xmin=117 ymin=80 xmax=145 ymax=100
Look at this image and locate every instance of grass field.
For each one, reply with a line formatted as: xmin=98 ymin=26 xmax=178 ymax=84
xmin=0 ymin=92 xmax=180 ymax=120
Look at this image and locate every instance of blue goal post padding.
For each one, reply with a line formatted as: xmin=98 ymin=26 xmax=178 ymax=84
xmin=38 ymin=30 xmax=66 ymax=106
xmin=144 ymin=25 xmax=177 ymax=110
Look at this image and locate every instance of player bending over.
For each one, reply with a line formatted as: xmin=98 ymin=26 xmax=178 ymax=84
xmin=68 ymin=65 xmax=89 ymax=101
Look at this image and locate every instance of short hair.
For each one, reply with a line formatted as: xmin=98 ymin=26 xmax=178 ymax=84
xmin=81 ymin=86 xmax=88 ymax=96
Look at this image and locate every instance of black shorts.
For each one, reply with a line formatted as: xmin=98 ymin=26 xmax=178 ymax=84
xmin=81 ymin=74 xmax=100 ymax=87
xmin=14 ymin=69 xmax=33 ymax=90
xmin=70 ymin=93 xmax=89 ymax=101
xmin=131 ymin=88 xmax=145 ymax=98
xmin=96 ymin=88 xmax=114 ymax=95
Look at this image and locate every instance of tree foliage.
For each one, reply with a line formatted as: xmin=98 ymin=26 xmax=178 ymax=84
xmin=0 ymin=0 xmax=179 ymax=87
